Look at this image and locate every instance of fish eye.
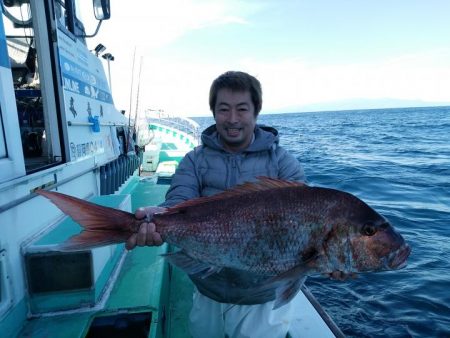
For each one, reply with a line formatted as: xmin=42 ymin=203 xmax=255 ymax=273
xmin=362 ymin=223 xmax=377 ymax=236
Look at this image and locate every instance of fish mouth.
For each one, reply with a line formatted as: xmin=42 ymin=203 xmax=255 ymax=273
xmin=386 ymin=244 xmax=411 ymax=270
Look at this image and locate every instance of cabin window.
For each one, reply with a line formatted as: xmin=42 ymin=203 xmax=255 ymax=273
xmin=55 ymin=0 xmax=90 ymax=38
xmin=55 ymin=0 xmax=68 ymax=31
xmin=2 ymin=1 xmax=63 ymax=177
xmin=25 ymin=251 xmax=93 ymax=294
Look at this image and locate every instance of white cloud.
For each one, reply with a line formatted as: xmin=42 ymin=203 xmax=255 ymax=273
xmin=92 ymin=0 xmax=260 ymax=116
xmin=96 ymin=0 xmax=253 ymax=49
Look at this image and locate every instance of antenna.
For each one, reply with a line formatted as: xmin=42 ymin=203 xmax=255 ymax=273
xmin=131 ymin=57 xmax=143 ymax=174
xmin=134 ymin=57 xmax=143 ymax=125
xmin=126 ymin=48 xmax=137 ymax=154
xmin=128 ymin=47 xmax=136 ymax=128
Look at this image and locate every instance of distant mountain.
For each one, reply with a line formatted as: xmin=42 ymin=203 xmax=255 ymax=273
xmin=266 ymin=98 xmax=450 ymax=114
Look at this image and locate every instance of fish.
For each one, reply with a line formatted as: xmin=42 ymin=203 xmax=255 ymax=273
xmin=36 ymin=177 xmax=411 ymax=309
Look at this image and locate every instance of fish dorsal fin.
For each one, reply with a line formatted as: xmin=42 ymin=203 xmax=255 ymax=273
xmin=167 ymin=177 xmax=305 ymax=212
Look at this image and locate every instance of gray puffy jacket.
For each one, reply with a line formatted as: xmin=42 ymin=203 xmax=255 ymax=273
xmin=161 ymin=124 xmax=305 ymax=205
xmin=160 ymin=124 xmax=306 ymax=304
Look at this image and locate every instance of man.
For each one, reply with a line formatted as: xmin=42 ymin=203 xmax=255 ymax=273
xmin=126 ymin=71 xmax=305 ymax=337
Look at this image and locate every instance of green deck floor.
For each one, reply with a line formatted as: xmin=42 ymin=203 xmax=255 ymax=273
xmin=130 ymin=177 xmax=170 ymax=208
xmin=105 ymin=246 xmax=168 ymax=312
xmin=130 ymin=178 xmax=194 ymax=338
xmin=167 ymin=267 xmax=194 ymax=338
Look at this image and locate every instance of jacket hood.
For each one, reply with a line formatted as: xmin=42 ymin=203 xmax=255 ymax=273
xmin=201 ymin=124 xmax=279 ymax=152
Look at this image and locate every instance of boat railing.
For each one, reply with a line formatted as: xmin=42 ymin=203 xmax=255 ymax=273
xmin=145 ymin=109 xmax=201 ymax=144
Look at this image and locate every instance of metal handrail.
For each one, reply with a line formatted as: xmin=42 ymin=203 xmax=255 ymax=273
xmin=145 ymin=112 xmax=201 ymax=143
xmin=67 ymin=121 xmax=129 ymax=127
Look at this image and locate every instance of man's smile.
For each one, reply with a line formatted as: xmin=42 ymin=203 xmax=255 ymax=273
xmin=226 ymin=127 xmax=242 ymax=137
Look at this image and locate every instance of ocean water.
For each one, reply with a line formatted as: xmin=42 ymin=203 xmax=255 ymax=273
xmin=193 ymin=106 xmax=450 ymax=338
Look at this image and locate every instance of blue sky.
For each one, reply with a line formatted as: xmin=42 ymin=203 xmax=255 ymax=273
xmin=87 ymin=0 xmax=450 ymax=116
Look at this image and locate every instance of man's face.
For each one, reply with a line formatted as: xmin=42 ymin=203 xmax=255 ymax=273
xmin=214 ymin=89 xmax=257 ymax=153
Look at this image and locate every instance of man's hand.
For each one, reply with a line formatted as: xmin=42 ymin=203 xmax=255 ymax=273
xmin=125 ymin=206 xmax=166 ymax=250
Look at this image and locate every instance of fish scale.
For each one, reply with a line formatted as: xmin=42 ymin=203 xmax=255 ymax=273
xmin=155 ymin=184 xmax=341 ymax=275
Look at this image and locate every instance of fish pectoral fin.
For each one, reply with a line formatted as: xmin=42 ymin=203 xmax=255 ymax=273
xmin=161 ymin=251 xmax=222 ymax=278
xmin=226 ymin=263 xmax=310 ymax=312
xmin=266 ymin=263 xmax=311 ymax=310
xmin=273 ymin=276 xmax=306 ymax=310
xmin=263 ymin=253 xmax=319 ymax=309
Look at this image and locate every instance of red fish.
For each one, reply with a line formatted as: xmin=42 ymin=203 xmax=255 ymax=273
xmin=36 ymin=177 xmax=410 ymax=308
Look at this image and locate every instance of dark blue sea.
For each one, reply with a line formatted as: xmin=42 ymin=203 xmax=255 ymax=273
xmin=193 ymin=106 xmax=450 ymax=338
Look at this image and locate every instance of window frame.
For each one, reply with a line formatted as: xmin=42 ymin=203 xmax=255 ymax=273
xmin=0 ymin=13 xmax=26 ymax=182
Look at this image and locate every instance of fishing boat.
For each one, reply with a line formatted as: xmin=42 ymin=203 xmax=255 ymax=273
xmin=139 ymin=109 xmax=200 ymax=183
xmin=0 ymin=1 xmax=343 ymax=337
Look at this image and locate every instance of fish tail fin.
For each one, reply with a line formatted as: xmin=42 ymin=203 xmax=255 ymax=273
xmin=60 ymin=230 xmax=132 ymax=251
xmin=36 ymin=190 xmax=138 ymax=250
